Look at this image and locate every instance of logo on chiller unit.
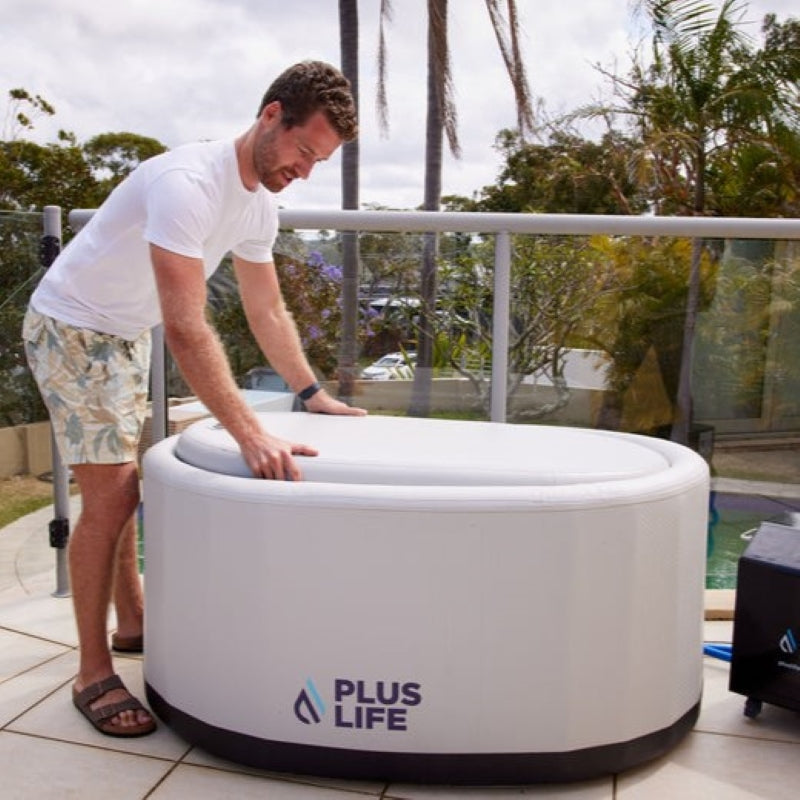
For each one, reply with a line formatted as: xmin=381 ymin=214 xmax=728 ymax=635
xmin=779 ymin=628 xmax=798 ymax=656
xmin=294 ymin=678 xmax=422 ymax=731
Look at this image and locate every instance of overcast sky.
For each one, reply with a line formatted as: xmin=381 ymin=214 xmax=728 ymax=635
xmin=1 ymin=0 xmax=795 ymax=210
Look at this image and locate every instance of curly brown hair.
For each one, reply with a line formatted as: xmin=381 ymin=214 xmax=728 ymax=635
xmin=257 ymin=61 xmax=358 ymax=142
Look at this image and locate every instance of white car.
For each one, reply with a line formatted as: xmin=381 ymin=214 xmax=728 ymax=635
xmin=360 ymin=352 xmax=416 ymax=381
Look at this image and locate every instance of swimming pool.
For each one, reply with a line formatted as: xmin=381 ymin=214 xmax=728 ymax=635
xmin=706 ymin=492 xmax=800 ymax=589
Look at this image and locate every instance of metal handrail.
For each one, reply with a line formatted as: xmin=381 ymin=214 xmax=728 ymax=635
xmin=70 ymin=207 xmax=800 ymax=238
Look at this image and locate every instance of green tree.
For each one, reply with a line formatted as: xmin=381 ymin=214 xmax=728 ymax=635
xmin=586 ymin=236 xmax=718 ymax=433
xmin=692 ymin=241 xmax=800 ymax=423
xmin=0 ymin=137 xmax=98 ymax=212
xmin=359 ymin=223 xmax=424 ymax=299
xmin=0 ymin=90 xmax=168 ymax=214
xmin=82 ymin=132 xmax=167 ymax=197
xmin=0 ymin=210 xmax=48 ymax=426
xmin=356 ymin=217 xmax=426 ymax=356
xmin=623 ymin=1 xmax=800 ymax=217
xmin=711 ymin=13 xmax=800 ymax=217
xmin=2 ymin=88 xmax=55 ymax=140
xmin=436 ymin=234 xmax=620 ymax=420
xmin=0 ymin=89 xmax=168 ymax=425
xmin=585 ymin=1 xmax=800 ymax=442
xmin=475 ymin=128 xmax=649 ymax=215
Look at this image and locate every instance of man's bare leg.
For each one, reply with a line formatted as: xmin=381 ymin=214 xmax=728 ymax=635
xmin=70 ymin=462 xmax=152 ymax=730
xmin=112 ymin=513 xmax=144 ymax=642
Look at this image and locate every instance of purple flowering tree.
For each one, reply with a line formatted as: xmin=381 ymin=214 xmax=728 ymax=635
xmin=276 ymin=250 xmax=378 ymax=379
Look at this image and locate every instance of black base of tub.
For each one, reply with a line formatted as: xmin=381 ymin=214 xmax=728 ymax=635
xmin=146 ymin=682 xmax=700 ymax=785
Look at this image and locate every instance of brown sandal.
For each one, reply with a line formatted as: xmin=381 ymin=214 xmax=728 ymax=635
xmin=72 ymin=675 xmax=156 ymax=737
xmin=111 ymin=632 xmax=143 ymax=653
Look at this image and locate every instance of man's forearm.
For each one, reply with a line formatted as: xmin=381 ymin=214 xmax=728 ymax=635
xmin=233 ymin=257 xmax=320 ymax=394
xmin=246 ymin=305 xmax=318 ymax=394
xmin=164 ymin=318 xmax=262 ymax=443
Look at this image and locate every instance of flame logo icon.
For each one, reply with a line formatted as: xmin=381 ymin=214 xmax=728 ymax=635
xmin=294 ymin=678 xmax=326 ymax=724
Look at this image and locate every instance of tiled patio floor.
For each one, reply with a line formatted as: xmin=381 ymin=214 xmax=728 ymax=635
xmin=3 ymin=498 xmax=800 ymax=799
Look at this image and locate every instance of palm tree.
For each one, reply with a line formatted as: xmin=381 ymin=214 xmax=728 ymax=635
xmin=378 ymin=0 xmax=535 ymax=416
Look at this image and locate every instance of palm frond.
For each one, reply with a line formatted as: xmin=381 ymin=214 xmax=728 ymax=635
xmin=642 ymin=0 xmax=750 ymax=52
xmin=376 ymin=0 xmax=393 ymax=137
xmin=428 ymin=0 xmax=460 ymax=157
xmin=484 ymin=0 xmax=536 ymax=138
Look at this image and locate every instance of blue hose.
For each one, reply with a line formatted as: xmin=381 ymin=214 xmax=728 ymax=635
xmin=703 ymin=643 xmax=732 ymax=662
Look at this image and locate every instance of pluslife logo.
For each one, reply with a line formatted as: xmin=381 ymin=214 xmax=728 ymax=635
xmin=777 ymin=628 xmax=800 ymax=674
xmin=294 ymin=677 xmax=422 ymax=731
xmin=779 ymin=628 xmax=798 ymax=656
xmin=294 ymin=678 xmax=326 ymax=725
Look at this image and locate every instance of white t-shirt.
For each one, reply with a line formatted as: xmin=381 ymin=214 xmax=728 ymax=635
xmin=31 ymin=139 xmax=278 ymax=340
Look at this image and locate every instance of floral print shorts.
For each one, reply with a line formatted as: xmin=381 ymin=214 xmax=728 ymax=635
xmin=23 ymin=308 xmax=151 ymax=465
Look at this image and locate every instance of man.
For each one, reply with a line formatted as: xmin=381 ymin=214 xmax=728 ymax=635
xmin=23 ymin=61 xmax=366 ymax=738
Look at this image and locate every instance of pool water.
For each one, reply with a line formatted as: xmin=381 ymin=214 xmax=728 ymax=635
xmin=706 ymin=492 xmax=800 ymax=589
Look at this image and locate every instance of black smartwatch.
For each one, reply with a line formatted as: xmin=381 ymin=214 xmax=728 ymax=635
xmin=298 ymin=381 xmax=322 ymax=402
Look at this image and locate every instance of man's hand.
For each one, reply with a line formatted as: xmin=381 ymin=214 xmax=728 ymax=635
xmin=304 ymin=388 xmax=367 ymax=417
xmin=240 ymin=389 xmax=365 ymax=480
xmin=239 ymin=430 xmax=319 ymax=481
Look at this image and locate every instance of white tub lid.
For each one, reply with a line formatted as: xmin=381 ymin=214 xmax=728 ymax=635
xmin=173 ymin=412 xmax=671 ymax=486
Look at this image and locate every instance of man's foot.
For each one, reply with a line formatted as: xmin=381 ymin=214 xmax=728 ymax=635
xmin=72 ymin=674 xmax=156 ymax=737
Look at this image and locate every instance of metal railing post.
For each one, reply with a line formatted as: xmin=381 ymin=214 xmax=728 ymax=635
xmin=490 ymin=231 xmax=511 ymax=423
xmin=150 ymin=325 xmax=168 ymax=443
xmin=42 ymin=205 xmax=71 ymax=598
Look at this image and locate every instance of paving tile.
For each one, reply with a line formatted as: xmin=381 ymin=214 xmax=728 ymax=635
xmin=383 ymin=778 xmax=612 ymax=799
xmin=0 ymin=529 xmax=35 ymax=595
xmin=15 ymin=531 xmax=64 ymax=590
xmin=703 ymin=619 xmax=734 ymax=644
xmin=0 ymin=498 xmax=80 ymax=594
xmin=0 ymin=648 xmax=76 ymax=727
xmin=0 ymin=729 xmax=171 ymax=800
xmin=184 ymin=746 xmax=387 ymax=795
xmin=616 ymin=729 xmax=800 ymax=799
xmin=149 ymin=762 xmax=383 ymax=798
xmin=0 ymin=628 xmax=71 ymax=682
xmin=0 ymin=584 xmax=79 ymax=646
xmin=8 ymin=656 xmax=189 ymax=761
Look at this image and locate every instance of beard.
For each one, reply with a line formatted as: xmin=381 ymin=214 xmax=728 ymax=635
xmin=252 ymin=126 xmax=294 ymax=193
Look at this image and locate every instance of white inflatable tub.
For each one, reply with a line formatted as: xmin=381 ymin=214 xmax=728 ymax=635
xmin=142 ymin=412 xmax=709 ymax=784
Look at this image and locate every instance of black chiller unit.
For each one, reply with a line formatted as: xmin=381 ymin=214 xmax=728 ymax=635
xmin=729 ymin=517 xmax=800 ymax=719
